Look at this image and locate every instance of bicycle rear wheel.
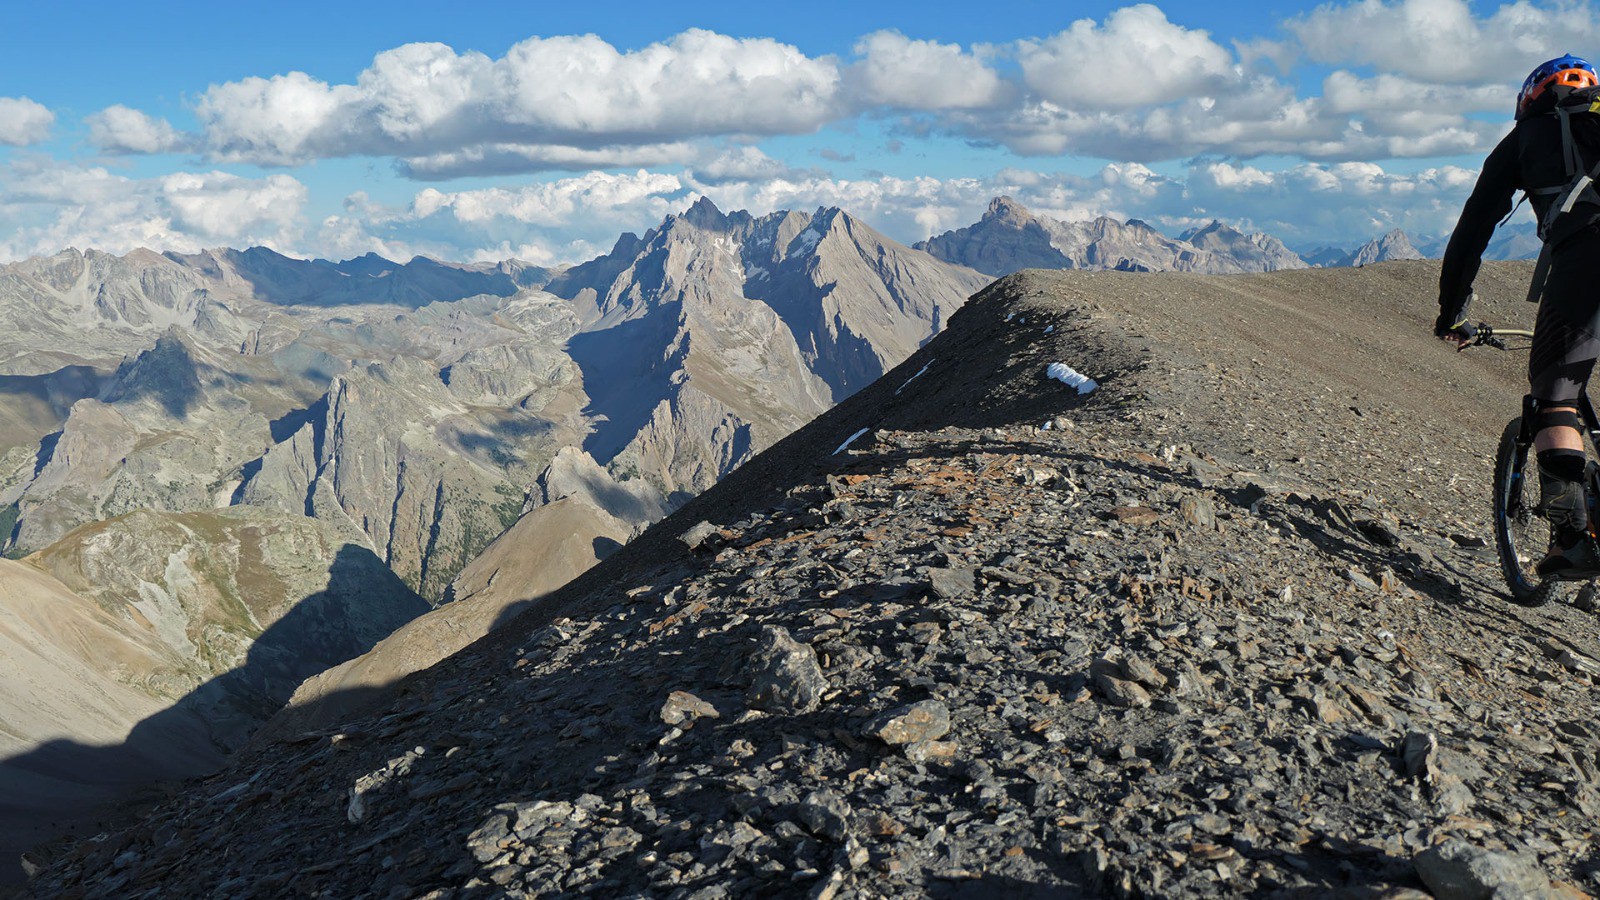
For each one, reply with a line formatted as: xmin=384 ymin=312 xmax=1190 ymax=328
xmin=1492 ymin=417 xmax=1558 ymax=607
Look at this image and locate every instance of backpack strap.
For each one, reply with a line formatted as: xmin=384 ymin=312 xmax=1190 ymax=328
xmin=1538 ymin=156 xmax=1600 ymax=239
xmin=1528 ymin=242 xmax=1554 ymax=303
xmin=1561 ymin=106 xmax=1582 ymax=177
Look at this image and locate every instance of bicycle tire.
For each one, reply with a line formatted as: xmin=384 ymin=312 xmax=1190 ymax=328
xmin=1492 ymin=417 xmax=1559 ymax=607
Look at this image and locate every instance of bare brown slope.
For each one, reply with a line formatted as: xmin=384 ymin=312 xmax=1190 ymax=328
xmin=0 ymin=559 xmax=221 ymax=885
xmin=36 ymin=261 xmax=1600 ymax=898
xmin=266 ymin=497 xmax=634 ymax=735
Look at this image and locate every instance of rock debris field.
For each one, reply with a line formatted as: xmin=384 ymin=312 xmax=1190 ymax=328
xmin=23 ymin=264 xmax=1600 ymax=898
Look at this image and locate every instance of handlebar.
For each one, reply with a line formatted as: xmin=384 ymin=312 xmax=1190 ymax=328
xmin=1473 ymin=323 xmax=1534 ymax=350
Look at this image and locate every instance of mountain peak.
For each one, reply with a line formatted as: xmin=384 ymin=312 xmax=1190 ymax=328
xmin=681 ymin=196 xmax=728 ymax=230
xmin=985 ymin=196 xmax=1034 ymax=224
xmin=1347 ymin=228 xmax=1423 ymax=266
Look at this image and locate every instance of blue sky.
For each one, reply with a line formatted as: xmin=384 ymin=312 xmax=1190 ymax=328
xmin=0 ymin=0 xmax=1579 ymax=263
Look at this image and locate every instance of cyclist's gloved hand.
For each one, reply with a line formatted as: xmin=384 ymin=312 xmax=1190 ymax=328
xmin=1434 ymin=318 xmax=1477 ymax=350
xmin=1435 ymin=289 xmax=1476 ymax=348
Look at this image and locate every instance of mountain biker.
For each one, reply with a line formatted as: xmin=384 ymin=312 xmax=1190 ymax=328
xmin=1437 ymin=54 xmax=1600 ymax=578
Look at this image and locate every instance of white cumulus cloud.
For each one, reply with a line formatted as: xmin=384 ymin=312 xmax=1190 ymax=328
xmin=0 ymin=97 xmax=55 ymax=146
xmin=195 ymin=31 xmax=843 ymax=167
xmin=139 ymin=11 xmax=1567 ymax=176
xmin=1289 ymin=0 xmax=1600 ymax=84
xmin=1016 ymin=5 xmax=1238 ymax=109
xmin=196 ymin=70 xmax=350 ymax=166
xmin=87 ymin=105 xmax=190 ymax=154
xmin=688 ymin=145 xmax=806 ymax=185
xmin=847 ymin=31 xmax=1010 ymax=109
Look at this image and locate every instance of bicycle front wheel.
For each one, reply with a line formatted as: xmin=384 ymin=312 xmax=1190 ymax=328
xmin=1492 ymin=417 xmax=1558 ymax=607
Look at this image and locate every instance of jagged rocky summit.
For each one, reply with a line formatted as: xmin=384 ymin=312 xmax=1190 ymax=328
xmin=1306 ymin=229 xmax=1429 ymax=268
xmin=916 ymin=196 xmax=1309 ymax=277
xmin=1345 ymin=229 xmax=1426 ymax=267
xmin=30 ymin=258 xmax=1600 ymax=898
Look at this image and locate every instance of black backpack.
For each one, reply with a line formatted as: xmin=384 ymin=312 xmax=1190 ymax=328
xmin=1521 ymin=84 xmax=1600 ymax=301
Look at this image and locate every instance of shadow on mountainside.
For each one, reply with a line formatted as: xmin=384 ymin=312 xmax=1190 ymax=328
xmin=566 ymin=308 xmax=684 ymax=464
xmin=0 ymin=543 xmax=424 ymax=886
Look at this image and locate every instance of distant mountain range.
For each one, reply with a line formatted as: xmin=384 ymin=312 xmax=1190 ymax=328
xmin=916 ymin=196 xmax=1529 ymax=277
xmin=916 ymin=197 xmax=1308 ymax=275
xmin=1305 ymin=229 xmax=1426 ymax=268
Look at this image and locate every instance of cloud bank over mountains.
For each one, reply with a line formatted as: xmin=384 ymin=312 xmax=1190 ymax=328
xmin=0 ymin=0 xmax=1584 ymax=262
xmin=82 ymin=3 xmax=1538 ymax=168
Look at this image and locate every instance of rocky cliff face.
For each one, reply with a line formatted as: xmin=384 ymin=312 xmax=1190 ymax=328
xmin=32 ymin=259 xmax=1599 ymax=898
xmin=1 ymin=206 xmax=982 ymax=601
xmin=917 ymin=197 xmax=1309 ymax=276
xmin=551 ymin=197 xmax=988 ymax=501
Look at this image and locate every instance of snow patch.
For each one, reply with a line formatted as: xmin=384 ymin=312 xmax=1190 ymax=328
xmin=895 ymin=360 xmax=932 ymax=395
xmin=834 ymin=427 xmax=871 ymax=455
xmin=1044 ymin=325 xmax=1054 ymax=334
xmin=1046 ymin=362 xmax=1097 ymax=395
xmin=793 ymin=227 xmax=822 ymax=253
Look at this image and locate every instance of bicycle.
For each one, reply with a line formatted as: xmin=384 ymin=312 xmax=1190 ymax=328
xmin=1477 ymin=324 xmax=1600 ymax=608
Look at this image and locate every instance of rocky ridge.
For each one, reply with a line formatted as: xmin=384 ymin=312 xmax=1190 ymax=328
xmin=29 ymin=261 xmax=1600 ymax=898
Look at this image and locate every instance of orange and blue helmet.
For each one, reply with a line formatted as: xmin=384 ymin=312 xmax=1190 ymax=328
xmin=1517 ymin=54 xmax=1599 ymax=118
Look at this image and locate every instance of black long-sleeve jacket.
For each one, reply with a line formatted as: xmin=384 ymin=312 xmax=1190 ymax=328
xmin=1438 ymin=103 xmax=1600 ymax=330
xmin=1437 ymin=133 xmax=1519 ymax=331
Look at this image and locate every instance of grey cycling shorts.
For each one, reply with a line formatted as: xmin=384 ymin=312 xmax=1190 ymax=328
xmin=1529 ymin=225 xmax=1600 ymax=403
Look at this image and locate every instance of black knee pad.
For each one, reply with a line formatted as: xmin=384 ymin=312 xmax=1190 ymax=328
xmin=1539 ymin=448 xmax=1588 ymax=483
xmin=1533 ymin=403 xmax=1584 ymax=434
